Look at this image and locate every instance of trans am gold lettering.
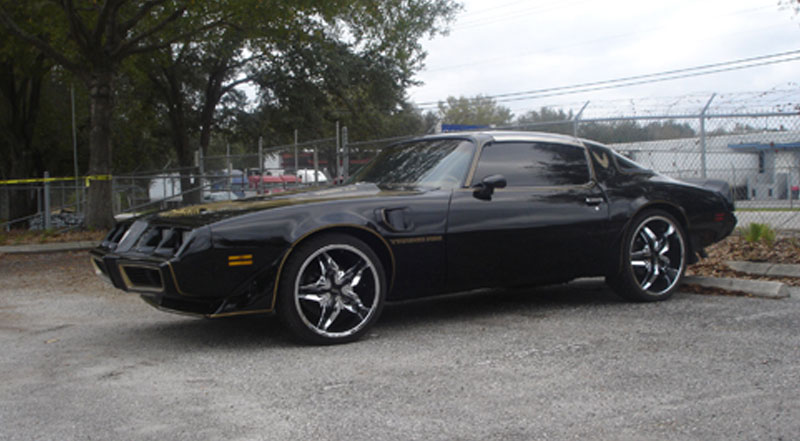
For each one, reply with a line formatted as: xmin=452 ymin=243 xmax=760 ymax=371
xmin=390 ymin=235 xmax=443 ymax=245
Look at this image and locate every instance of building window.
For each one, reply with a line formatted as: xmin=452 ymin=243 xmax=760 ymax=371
xmin=758 ymin=151 xmax=765 ymax=174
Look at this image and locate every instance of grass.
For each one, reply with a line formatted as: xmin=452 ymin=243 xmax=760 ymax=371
xmin=741 ymin=222 xmax=776 ymax=247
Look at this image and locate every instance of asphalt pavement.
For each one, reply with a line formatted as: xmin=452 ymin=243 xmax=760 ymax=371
xmin=1 ymin=252 xmax=799 ymax=441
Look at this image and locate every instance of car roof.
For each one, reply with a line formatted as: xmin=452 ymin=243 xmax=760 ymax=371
xmin=410 ymin=130 xmax=586 ymax=147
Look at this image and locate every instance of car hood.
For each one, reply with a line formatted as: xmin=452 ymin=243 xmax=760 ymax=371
xmin=149 ymin=183 xmax=423 ymax=228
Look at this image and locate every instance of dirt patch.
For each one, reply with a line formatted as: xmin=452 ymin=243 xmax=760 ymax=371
xmin=0 ymin=229 xmax=107 ymax=246
xmin=0 ymin=251 xmax=111 ymax=295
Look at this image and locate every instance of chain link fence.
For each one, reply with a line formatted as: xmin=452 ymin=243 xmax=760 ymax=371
xmin=3 ymin=92 xmax=800 ymax=231
xmin=478 ymin=105 xmax=800 ymax=230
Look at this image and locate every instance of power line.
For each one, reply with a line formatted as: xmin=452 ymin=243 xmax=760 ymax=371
xmin=413 ymin=49 xmax=800 ymax=109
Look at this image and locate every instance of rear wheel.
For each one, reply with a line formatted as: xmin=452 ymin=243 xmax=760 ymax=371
xmin=610 ymin=210 xmax=687 ymax=302
xmin=277 ymin=233 xmax=386 ymax=345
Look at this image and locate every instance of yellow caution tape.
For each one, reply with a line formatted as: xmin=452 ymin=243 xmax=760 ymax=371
xmin=84 ymin=175 xmax=112 ymax=187
xmin=0 ymin=175 xmax=113 ymax=186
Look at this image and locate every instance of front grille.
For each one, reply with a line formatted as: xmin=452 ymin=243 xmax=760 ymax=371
xmin=133 ymin=226 xmax=189 ymax=256
xmin=102 ymin=223 xmax=130 ymax=250
xmin=120 ymin=265 xmax=164 ymax=292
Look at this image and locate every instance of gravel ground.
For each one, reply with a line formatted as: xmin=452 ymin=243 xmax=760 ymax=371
xmin=1 ymin=252 xmax=799 ymax=441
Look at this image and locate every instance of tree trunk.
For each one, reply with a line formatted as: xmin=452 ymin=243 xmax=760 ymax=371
xmin=0 ymin=56 xmax=48 ymax=226
xmin=174 ymin=125 xmax=201 ymax=205
xmin=84 ymin=70 xmax=114 ymax=229
xmin=164 ymin=74 xmax=202 ymax=206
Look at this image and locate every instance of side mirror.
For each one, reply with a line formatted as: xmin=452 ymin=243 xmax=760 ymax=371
xmin=472 ymin=174 xmax=507 ymax=200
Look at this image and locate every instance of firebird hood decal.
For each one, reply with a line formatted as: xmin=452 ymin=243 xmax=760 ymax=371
xmin=155 ymin=184 xmax=420 ymax=223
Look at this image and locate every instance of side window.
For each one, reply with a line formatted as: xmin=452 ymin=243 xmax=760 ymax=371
xmin=584 ymin=141 xmax=616 ymax=182
xmin=473 ymin=142 xmax=591 ymax=187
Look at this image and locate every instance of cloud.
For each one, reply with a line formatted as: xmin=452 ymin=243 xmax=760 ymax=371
xmin=409 ymin=0 xmax=800 ymax=115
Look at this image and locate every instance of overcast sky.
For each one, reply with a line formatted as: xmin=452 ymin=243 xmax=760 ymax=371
xmin=407 ymin=0 xmax=800 ymax=118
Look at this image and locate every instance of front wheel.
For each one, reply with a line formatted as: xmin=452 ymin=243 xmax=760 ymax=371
xmin=277 ymin=233 xmax=386 ymax=345
xmin=610 ymin=210 xmax=687 ymax=302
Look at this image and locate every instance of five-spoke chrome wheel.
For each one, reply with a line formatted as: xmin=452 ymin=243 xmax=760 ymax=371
xmin=278 ymin=234 xmax=386 ymax=344
xmin=610 ymin=210 xmax=686 ymax=302
xmin=629 ymin=215 xmax=685 ymax=295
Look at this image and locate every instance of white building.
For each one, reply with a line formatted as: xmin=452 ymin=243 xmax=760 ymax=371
xmin=611 ymin=131 xmax=800 ymax=200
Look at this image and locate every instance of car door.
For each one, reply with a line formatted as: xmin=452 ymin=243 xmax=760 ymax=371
xmin=446 ymin=140 xmax=610 ymax=292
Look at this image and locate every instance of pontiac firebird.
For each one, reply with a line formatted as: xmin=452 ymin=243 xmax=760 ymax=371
xmin=91 ymin=131 xmax=736 ymax=344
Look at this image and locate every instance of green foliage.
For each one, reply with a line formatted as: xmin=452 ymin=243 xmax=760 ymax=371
xmin=579 ymin=120 xmax=696 ymax=144
xmin=516 ymin=107 xmax=574 ymax=135
xmin=437 ymin=95 xmax=514 ymax=126
xmin=741 ymin=223 xmax=776 ymax=247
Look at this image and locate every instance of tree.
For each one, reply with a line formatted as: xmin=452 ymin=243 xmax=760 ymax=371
xmin=137 ymin=0 xmax=460 ymax=197
xmin=781 ymin=0 xmax=800 ymax=15
xmin=516 ymin=107 xmax=574 ymax=135
xmin=0 ymin=1 xmax=226 ymax=228
xmin=437 ymin=95 xmax=513 ymax=126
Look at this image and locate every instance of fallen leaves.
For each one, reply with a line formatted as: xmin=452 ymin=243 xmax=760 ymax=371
xmin=687 ymin=234 xmax=800 ymax=286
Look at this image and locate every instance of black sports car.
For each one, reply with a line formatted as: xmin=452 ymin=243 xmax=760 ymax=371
xmin=91 ymin=131 xmax=736 ymax=344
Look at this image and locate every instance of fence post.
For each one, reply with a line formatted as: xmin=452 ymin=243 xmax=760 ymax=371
xmin=114 ymin=177 xmax=121 ymax=215
xmin=700 ymin=93 xmax=716 ymax=179
xmin=258 ymin=136 xmax=264 ymax=194
xmin=226 ymin=142 xmax=232 ymax=196
xmin=335 ymin=120 xmax=341 ymax=182
xmin=43 ymin=171 xmax=51 ymax=230
xmin=197 ymin=149 xmax=204 ymax=176
xmin=573 ymin=101 xmax=590 ymax=137
xmin=313 ymin=145 xmax=319 ymax=185
xmin=71 ymin=84 xmax=80 ymax=216
xmin=294 ymin=129 xmax=299 ymax=186
xmin=342 ymin=126 xmax=349 ymax=180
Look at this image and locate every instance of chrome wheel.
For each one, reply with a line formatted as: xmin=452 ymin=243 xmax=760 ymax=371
xmin=628 ymin=215 xmax=685 ymax=296
xmin=293 ymin=243 xmax=381 ymax=339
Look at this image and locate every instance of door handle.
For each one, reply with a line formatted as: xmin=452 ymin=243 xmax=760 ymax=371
xmin=585 ymin=197 xmax=604 ymax=206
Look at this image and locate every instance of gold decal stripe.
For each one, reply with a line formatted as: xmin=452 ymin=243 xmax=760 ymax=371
xmin=228 ymin=260 xmax=253 ymax=267
xmin=228 ymin=254 xmax=253 ymax=261
xmin=390 ymin=235 xmax=443 ymax=245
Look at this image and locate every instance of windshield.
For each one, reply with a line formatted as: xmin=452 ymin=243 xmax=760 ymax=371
xmin=350 ymin=139 xmax=475 ymax=189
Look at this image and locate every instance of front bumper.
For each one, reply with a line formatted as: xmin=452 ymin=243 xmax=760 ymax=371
xmin=90 ymin=220 xmax=282 ymax=317
xmin=90 ymin=248 xmax=225 ymax=315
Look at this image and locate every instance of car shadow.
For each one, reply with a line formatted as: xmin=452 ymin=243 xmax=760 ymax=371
xmin=377 ymin=278 xmax=622 ymax=330
xmin=101 ymin=279 xmax=623 ymax=349
xmin=107 ymin=313 xmax=295 ymax=351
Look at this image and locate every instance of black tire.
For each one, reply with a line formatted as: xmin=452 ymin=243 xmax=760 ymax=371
xmin=610 ymin=209 xmax=687 ymax=302
xmin=276 ymin=233 xmax=386 ymax=345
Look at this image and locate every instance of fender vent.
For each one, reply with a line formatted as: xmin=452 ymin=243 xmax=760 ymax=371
xmin=379 ymin=208 xmax=414 ymax=232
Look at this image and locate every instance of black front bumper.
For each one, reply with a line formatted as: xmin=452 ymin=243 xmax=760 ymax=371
xmin=90 ymin=248 xmax=225 ymax=315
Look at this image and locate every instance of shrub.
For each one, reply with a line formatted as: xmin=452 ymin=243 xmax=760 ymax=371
xmin=742 ymin=222 xmax=776 ymax=247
